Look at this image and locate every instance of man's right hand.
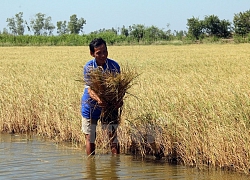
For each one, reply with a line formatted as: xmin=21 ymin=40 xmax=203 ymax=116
xmin=97 ymin=99 xmax=107 ymax=108
xmin=88 ymin=88 xmax=106 ymax=107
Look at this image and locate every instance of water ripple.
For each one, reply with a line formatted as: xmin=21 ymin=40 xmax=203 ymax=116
xmin=0 ymin=134 xmax=248 ymax=180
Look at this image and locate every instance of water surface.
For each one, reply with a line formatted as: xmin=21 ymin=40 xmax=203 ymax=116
xmin=0 ymin=134 xmax=248 ymax=179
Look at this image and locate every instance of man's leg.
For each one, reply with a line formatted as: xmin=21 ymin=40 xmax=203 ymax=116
xmin=85 ymin=134 xmax=96 ymax=155
xmin=101 ymin=109 xmax=120 ymax=154
xmin=82 ymin=116 xmax=97 ymax=155
xmin=103 ymin=123 xmax=120 ymax=155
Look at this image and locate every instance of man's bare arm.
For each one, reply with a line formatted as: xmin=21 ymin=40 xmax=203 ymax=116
xmin=88 ymin=88 xmax=106 ymax=107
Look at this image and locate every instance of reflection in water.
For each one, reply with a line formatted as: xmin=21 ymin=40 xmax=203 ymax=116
xmin=0 ymin=134 xmax=249 ymax=179
xmin=85 ymin=157 xmax=97 ymax=179
xmin=84 ymin=156 xmax=120 ymax=179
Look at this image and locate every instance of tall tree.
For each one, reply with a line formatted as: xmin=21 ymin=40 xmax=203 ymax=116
xmin=218 ymin=19 xmax=232 ymax=38
xmin=144 ymin=25 xmax=166 ymax=41
xmin=30 ymin=13 xmax=55 ymax=35
xmin=203 ymin=15 xmax=231 ymax=38
xmin=121 ymin=25 xmax=129 ymax=37
xmin=233 ymin=9 xmax=250 ymax=37
xmin=57 ymin=20 xmax=68 ymax=35
xmin=187 ymin=17 xmax=204 ymax=40
xmin=130 ymin=24 xmax=146 ymax=42
xmin=67 ymin=14 xmax=86 ymax=34
xmin=6 ymin=12 xmax=25 ymax=35
xmin=204 ymin=15 xmax=221 ymax=36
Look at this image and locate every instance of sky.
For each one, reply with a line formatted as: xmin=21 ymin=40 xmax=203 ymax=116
xmin=1 ymin=0 xmax=250 ymax=34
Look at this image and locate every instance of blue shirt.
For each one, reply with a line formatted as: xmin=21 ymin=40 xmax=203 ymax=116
xmin=81 ymin=58 xmax=120 ymax=119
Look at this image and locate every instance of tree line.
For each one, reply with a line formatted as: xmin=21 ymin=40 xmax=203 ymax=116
xmin=4 ymin=12 xmax=86 ymax=36
xmin=1 ymin=9 xmax=250 ymax=45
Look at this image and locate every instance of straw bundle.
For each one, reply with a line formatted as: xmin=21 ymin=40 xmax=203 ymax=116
xmin=86 ymin=66 xmax=138 ymax=124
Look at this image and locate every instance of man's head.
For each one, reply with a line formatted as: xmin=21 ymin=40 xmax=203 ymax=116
xmin=89 ymin=38 xmax=108 ymax=66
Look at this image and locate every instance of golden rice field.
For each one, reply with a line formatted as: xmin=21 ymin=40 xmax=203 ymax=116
xmin=1 ymin=44 xmax=250 ymax=174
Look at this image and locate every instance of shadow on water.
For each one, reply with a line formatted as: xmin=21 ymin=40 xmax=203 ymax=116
xmin=0 ymin=133 xmax=249 ymax=179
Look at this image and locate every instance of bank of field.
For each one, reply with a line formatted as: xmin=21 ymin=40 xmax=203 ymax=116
xmin=1 ymin=44 xmax=250 ymax=173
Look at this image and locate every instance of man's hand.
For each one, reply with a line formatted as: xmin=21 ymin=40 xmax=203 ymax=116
xmin=88 ymin=88 xmax=106 ymax=107
xmin=97 ymin=99 xmax=107 ymax=108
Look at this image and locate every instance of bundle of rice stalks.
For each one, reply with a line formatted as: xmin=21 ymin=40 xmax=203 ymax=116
xmin=86 ymin=66 xmax=138 ymax=124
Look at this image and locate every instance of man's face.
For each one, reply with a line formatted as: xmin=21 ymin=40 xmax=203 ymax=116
xmin=90 ymin=43 xmax=108 ymax=66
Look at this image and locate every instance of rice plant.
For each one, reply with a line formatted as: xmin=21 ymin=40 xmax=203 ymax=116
xmin=1 ymin=44 xmax=250 ymax=174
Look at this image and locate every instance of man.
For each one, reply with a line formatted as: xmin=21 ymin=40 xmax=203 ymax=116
xmin=81 ymin=38 xmax=121 ymax=155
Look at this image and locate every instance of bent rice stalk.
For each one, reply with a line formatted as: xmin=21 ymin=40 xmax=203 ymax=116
xmin=86 ymin=66 xmax=138 ymax=124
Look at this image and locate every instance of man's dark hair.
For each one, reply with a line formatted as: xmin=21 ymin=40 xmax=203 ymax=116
xmin=89 ymin=38 xmax=107 ymax=53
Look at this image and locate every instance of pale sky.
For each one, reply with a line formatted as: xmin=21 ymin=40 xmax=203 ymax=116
xmin=1 ymin=0 xmax=250 ymax=34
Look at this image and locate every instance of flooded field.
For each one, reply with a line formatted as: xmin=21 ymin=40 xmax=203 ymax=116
xmin=0 ymin=133 xmax=248 ymax=179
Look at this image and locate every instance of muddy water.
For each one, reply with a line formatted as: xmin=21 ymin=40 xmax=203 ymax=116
xmin=0 ymin=134 xmax=248 ymax=180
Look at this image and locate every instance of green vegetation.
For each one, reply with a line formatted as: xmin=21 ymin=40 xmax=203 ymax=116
xmin=1 ymin=9 xmax=250 ymax=45
xmin=1 ymin=45 xmax=250 ymax=174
